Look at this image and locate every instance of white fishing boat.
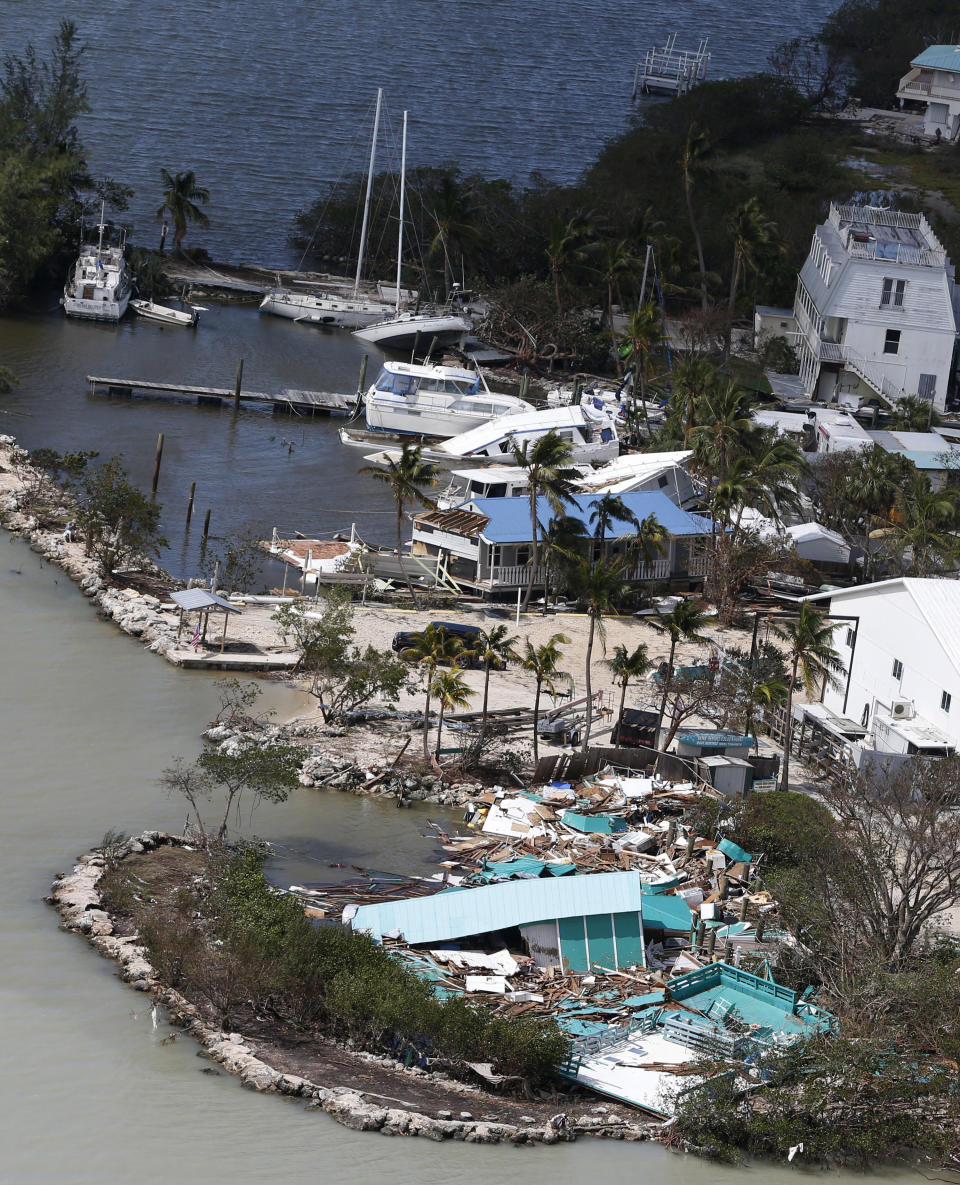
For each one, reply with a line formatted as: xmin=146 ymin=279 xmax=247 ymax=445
xmin=62 ymin=203 xmax=132 ymax=322
xmin=129 ymin=299 xmax=201 ymax=327
xmin=363 ymin=359 xmax=532 ymax=437
xmin=259 ymin=89 xmax=398 ymax=329
xmin=435 ymin=464 xmax=582 ymax=509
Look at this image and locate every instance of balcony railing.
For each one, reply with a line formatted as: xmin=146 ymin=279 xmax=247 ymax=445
xmin=485 ymin=557 xmax=675 ymax=587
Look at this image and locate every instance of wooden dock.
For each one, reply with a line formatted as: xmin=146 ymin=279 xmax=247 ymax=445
xmin=86 ymin=374 xmax=357 ymax=417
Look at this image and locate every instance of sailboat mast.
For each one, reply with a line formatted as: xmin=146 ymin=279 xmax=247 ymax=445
xmin=96 ymin=200 xmax=106 ymax=256
xmin=395 ymin=111 xmax=407 ymax=316
xmin=353 ymin=88 xmax=383 ymax=299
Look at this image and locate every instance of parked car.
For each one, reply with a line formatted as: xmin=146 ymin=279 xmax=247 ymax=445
xmin=391 ymin=622 xmax=499 ymax=669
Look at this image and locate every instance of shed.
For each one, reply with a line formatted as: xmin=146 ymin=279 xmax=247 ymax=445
xmin=698 ymin=755 xmax=754 ymax=798
xmin=169 ymin=588 xmax=242 ymax=652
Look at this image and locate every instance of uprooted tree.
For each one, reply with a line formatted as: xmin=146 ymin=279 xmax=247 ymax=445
xmin=272 ymin=594 xmax=413 ymax=724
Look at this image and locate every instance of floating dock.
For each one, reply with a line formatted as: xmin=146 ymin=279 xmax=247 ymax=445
xmin=86 ymin=375 xmax=357 ymax=416
xmin=633 ymin=34 xmax=710 ymax=99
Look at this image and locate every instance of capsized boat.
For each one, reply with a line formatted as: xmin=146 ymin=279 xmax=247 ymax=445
xmin=351 ymin=308 xmax=472 ymax=351
xmin=130 ymin=299 xmax=201 ymax=327
xmin=437 ymin=403 xmax=621 ymax=466
xmin=363 ymin=360 xmax=532 ymax=437
xmin=62 ymin=203 xmax=132 ymax=322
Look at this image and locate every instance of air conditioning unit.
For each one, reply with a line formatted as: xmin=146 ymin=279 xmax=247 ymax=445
xmin=891 ymin=699 xmax=915 ymax=720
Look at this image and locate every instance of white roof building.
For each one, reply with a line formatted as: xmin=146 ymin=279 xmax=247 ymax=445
xmin=805 ymin=578 xmax=960 ymax=758
xmin=793 ymin=204 xmax=959 ymax=412
xmin=896 ymin=45 xmax=960 ymax=142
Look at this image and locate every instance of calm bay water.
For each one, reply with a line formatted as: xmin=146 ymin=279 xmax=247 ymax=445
xmin=0 ymin=3 xmax=913 ymax=1181
xmin=0 ymin=0 xmax=839 ymax=265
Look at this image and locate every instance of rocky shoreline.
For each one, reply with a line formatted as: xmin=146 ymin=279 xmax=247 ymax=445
xmin=48 ymin=831 xmax=659 ymax=1146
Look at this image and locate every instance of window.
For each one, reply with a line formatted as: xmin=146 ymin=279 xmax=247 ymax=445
xmin=942 ymin=691 xmax=952 ymax=713
xmin=892 ymin=658 xmax=904 ymax=680
xmin=657 ymin=475 xmax=669 ymax=488
xmin=880 ymin=277 xmax=906 ymax=308
xmin=845 ymin=628 xmax=855 ymax=647
xmin=919 ymin=373 xmax=937 ymax=402
xmin=883 ymin=329 xmax=901 ymax=355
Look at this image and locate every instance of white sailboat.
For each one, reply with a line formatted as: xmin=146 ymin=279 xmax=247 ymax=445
xmin=62 ymin=202 xmax=132 ymax=322
xmin=352 ymin=109 xmax=473 ymax=353
xmin=259 ymin=89 xmax=398 ymax=329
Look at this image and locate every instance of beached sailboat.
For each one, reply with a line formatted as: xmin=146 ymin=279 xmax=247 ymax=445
xmin=259 ymin=89 xmax=399 ymax=329
xmin=62 ymin=203 xmax=132 ymax=322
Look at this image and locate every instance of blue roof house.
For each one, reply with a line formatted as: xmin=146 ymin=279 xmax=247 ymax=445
xmin=410 ymin=490 xmax=714 ymax=599
xmin=897 ymin=45 xmax=960 ymax=141
xmin=347 ymin=870 xmax=694 ymax=973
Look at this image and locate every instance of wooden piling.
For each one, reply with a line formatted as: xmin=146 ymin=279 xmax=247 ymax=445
xmin=718 ymin=872 xmax=729 ymax=901
xmin=695 ymin=919 xmax=706 ymax=951
xmin=151 ymin=433 xmax=164 ymax=496
xmin=738 ymin=895 xmax=748 ymax=923
xmin=233 ymin=357 xmax=244 ymax=408
xmin=356 ymin=353 xmax=368 ymax=396
xmin=519 ymin=370 xmax=530 ymax=402
xmin=706 ymin=928 xmax=717 ymax=959
xmin=425 ymin=335 xmax=438 ymax=359
xmin=185 ymin=481 xmax=196 ymax=527
xmin=409 ymin=331 xmax=421 ymax=363
xmin=202 ymin=507 xmax=211 ymax=543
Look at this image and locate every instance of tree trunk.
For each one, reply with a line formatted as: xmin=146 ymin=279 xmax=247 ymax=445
xmin=395 ymin=503 xmax=419 ymax=609
xmin=521 ymin=482 xmax=539 ymax=612
xmin=532 ymin=679 xmax=542 ymax=762
xmin=781 ymin=654 xmax=799 ymax=790
xmin=422 ymin=680 xmax=433 ymax=760
xmin=479 ymin=661 xmax=492 ymax=743
xmin=637 ymin=359 xmax=652 ymax=437
xmin=435 ymin=700 xmax=446 ymax=760
xmin=685 ymin=179 xmax=709 ymax=310
xmin=656 ymin=635 xmax=678 ymax=744
xmin=581 ymin=613 xmax=596 ymax=753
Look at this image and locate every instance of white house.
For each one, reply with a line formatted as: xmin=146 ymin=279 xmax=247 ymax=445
xmin=793 ymin=204 xmax=958 ymax=412
xmin=805 ymin=578 xmax=960 ymax=758
xmin=897 ymin=45 xmax=960 ymax=142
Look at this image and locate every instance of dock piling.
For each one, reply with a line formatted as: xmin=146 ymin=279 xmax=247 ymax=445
xmin=151 ymin=433 xmax=164 ymax=496
xmin=356 ymin=353 xmax=368 ymax=397
xmin=186 ymin=481 xmax=196 ymax=527
xmin=202 ymin=507 xmax=211 ymax=544
xmin=233 ymin=357 xmax=244 ymax=409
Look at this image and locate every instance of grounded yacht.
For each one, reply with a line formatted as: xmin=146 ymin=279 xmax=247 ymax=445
xmin=62 ymin=204 xmax=132 ymax=322
xmin=436 ymin=403 xmax=621 ymax=465
xmin=352 ymin=307 xmax=472 ymax=351
xmin=363 ymin=360 xmax=532 ymax=437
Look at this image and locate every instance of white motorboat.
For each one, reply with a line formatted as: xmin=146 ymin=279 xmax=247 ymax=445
xmin=438 ymin=403 xmax=621 ymax=465
xmin=130 ymin=299 xmax=201 ymax=327
xmin=62 ymin=203 xmax=131 ymax=322
xmin=259 ymin=89 xmax=399 ymax=330
xmin=352 ymin=308 xmax=472 ymax=351
xmin=363 ymin=360 xmax=532 ymax=437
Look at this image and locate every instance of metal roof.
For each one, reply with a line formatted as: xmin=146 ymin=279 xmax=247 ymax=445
xmin=349 ymin=870 xmax=648 ymax=944
xmin=912 ymin=44 xmax=960 ymax=72
xmin=169 ymin=588 xmax=241 ymax=613
xmin=465 ymin=491 xmax=714 ymax=544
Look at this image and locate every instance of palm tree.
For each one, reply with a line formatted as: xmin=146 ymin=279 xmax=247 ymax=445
xmin=540 ymin=513 xmax=590 ymax=613
xmin=615 ymin=302 xmax=664 ymax=436
xmin=156 ymin=169 xmax=210 ymax=253
xmin=670 ymin=356 xmax=716 ymax=448
xmin=634 ymin=513 xmax=667 ymax=573
xmin=648 ymin=600 xmax=711 ymax=743
xmin=737 ymin=668 xmax=789 ymax=751
xmin=360 ymin=443 xmax=437 ymax=606
xmin=589 ymin=492 xmax=640 ymax=549
xmin=688 ymin=379 xmax=757 ymax=485
xmin=430 ymin=666 xmax=474 ymax=760
xmin=400 ymin=624 xmax=467 ymax=759
xmin=592 ymin=238 xmax=635 ymax=328
xmin=772 ymin=603 xmax=843 ymax=791
xmin=568 ymin=556 xmax=630 ymax=753
xmin=545 ymin=213 xmax=592 ymax=319
xmin=678 ymin=124 xmax=710 ymax=308
xmin=475 ymin=624 xmax=519 ymax=741
xmin=888 ymin=393 xmax=940 ymax=432
xmin=887 ymin=473 xmax=960 ymax=575
xmin=606 ymin=643 xmax=653 ymax=741
xmin=511 ymin=430 xmax=579 ymax=612
xmin=727 ymin=197 xmax=778 ymax=328
xmin=521 ymin=633 xmax=570 ymax=762
xmin=426 ymin=171 xmax=480 ymax=297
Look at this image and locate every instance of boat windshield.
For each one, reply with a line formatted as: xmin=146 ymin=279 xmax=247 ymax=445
xmin=374 ymin=367 xmax=418 ymax=395
xmin=420 ymin=377 xmax=480 ymax=396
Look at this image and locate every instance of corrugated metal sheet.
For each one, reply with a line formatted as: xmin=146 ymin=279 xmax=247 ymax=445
xmin=350 ymin=870 xmax=646 ymax=943
xmin=169 ymin=588 xmax=241 ymax=613
xmin=912 ymin=45 xmax=960 ymax=72
xmin=467 ymin=492 xmax=714 ymax=544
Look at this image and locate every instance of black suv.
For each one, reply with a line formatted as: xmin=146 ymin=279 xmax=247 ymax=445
xmin=391 ymin=622 xmax=497 ymax=670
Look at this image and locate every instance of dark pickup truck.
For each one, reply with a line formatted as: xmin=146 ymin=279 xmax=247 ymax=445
xmin=391 ymin=622 xmax=500 ymax=669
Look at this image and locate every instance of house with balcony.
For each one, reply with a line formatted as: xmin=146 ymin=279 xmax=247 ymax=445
xmin=792 ymin=204 xmax=959 ymax=412
xmin=409 ymin=491 xmax=714 ymax=599
xmin=897 ymin=45 xmax=960 ymax=142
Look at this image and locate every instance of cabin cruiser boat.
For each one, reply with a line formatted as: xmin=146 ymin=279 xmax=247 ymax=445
xmin=437 ymin=403 xmax=620 ymax=465
xmin=130 ymin=299 xmax=202 ymax=327
xmin=363 ymin=360 xmax=532 ymax=437
xmin=62 ymin=204 xmax=131 ymax=321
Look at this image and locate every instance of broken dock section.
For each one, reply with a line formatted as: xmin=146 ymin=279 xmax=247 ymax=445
xmin=86 ymin=374 xmax=357 ymax=417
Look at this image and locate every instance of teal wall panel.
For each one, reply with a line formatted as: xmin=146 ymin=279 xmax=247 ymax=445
xmin=613 ymin=911 xmax=645 ymax=968
xmin=557 ymin=915 xmax=588 ymax=972
xmin=585 ymin=913 xmax=616 ymax=971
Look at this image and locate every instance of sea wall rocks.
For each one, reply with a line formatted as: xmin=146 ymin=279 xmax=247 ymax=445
xmin=49 ymin=833 xmax=652 ymax=1145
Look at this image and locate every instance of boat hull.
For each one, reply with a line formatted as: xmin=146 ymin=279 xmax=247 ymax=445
xmin=130 ymin=299 xmax=197 ymax=326
xmin=63 ymin=293 xmax=130 ymax=321
xmin=352 ymin=314 xmax=472 ymax=350
xmin=259 ymin=290 xmax=394 ymax=329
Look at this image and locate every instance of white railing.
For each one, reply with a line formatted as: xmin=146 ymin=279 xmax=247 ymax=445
xmin=486 ymin=557 xmax=676 ymax=587
xmin=687 ymin=554 xmax=711 ymax=577
xmin=827 ymin=203 xmax=946 ymax=266
xmin=899 ymin=78 xmax=960 ymax=101
xmin=841 ymin=348 xmax=905 ymax=403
